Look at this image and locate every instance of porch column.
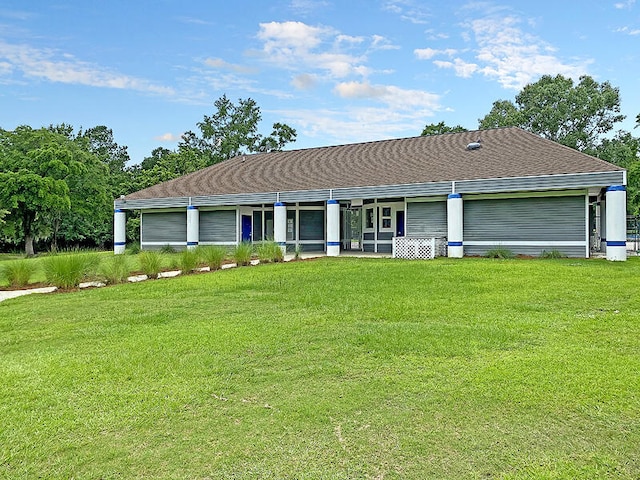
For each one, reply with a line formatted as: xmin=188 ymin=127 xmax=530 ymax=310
xmin=605 ymin=185 xmax=627 ymax=261
xmin=274 ymin=202 xmax=287 ymax=256
xmin=326 ymin=199 xmax=340 ymax=256
xmin=447 ymin=193 xmax=463 ymax=258
xmin=187 ymin=205 xmax=199 ymax=250
xmin=113 ymin=209 xmax=126 ymax=255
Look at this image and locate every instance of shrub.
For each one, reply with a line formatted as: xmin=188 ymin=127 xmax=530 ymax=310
xmin=1 ymin=260 xmax=37 ymax=288
xmin=178 ymin=249 xmax=199 ymax=274
xmin=232 ymin=242 xmax=253 ymax=266
xmin=540 ymin=249 xmax=567 ymax=259
xmin=294 ymin=243 xmax=303 ymax=261
xmin=197 ymin=245 xmax=227 ymax=271
xmin=43 ymin=253 xmax=100 ymax=289
xmin=256 ymin=241 xmax=284 ymax=263
xmin=485 ymin=247 xmax=514 ymax=259
xmin=99 ymin=255 xmax=131 ymax=285
xmin=160 ymin=244 xmax=176 ymax=254
xmin=138 ymin=251 xmax=164 ymax=279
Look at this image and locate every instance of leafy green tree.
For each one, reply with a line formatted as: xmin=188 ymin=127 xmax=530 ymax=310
xmin=0 ymin=127 xmax=74 ymax=255
xmin=179 ymin=94 xmax=297 ymax=166
xmin=479 ymin=75 xmax=625 ymax=151
xmin=421 ymin=121 xmax=467 ymax=136
xmin=0 ymin=126 xmax=111 ymax=254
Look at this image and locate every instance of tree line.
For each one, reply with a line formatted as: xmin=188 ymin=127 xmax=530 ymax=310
xmin=1 ymin=75 xmax=639 ymax=255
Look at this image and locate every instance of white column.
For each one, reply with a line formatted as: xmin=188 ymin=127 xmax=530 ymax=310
xmin=187 ymin=205 xmax=199 ymax=250
xmin=605 ymin=185 xmax=627 ymax=261
xmin=447 ymin=193 xmax=463 ymax=258
xmin=114 ymin=209 xmax=126 ymax=254
xmin=326 ymin=199 xmax=340 ymax=256
xmin=274 ymin=202 xmax=287 ymax=256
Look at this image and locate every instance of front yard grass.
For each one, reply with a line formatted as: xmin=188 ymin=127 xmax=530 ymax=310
xmin=1 ymin=257 xmax=639 ymax=478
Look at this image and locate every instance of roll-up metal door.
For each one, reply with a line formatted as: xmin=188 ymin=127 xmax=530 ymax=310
xmin=406 ymin=202 xmax=447 ymax=237
xmin=141 ymin=212 xmax=186 ymax=243
xmin=200 ymin=210 xmax=237 ymax=243
xmin=464 ymin=196 xmax=585 ymax=242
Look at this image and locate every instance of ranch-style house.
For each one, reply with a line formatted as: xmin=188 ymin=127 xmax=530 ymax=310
xmin=114 ymin=127 xmax=628 ymax=261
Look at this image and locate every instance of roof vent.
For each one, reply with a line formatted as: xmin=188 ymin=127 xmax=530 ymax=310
xmin=466 ymin=140 xmax=482 ymax=151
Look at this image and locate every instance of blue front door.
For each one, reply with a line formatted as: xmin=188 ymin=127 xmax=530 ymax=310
xmin=396 ymin=211 xmax=405 ymax=237
xmin=242 ymin=215 xmax=252 ymax=242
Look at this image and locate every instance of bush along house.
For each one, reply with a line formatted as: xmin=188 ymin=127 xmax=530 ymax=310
xmin=114 ymin=127 xmax=628 ymax=261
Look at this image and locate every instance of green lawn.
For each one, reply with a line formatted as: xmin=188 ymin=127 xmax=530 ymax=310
xmin=1 ymin=257 xmax=639 ymax=479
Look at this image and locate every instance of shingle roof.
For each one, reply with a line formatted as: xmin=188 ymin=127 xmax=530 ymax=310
xmin=125 ymin=127 xmax=623 ymax=200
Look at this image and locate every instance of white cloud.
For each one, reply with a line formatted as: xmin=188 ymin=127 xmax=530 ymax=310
xmin=0 ymin=41 xmax=174 ymax=95
xmin=433 ymin=58 xmax=478 ymax=78
xmin=256 ymin=21 xmax=374 ymax=79
xmin=615 ymin=26 xmax=640 ymax=35
xmin=382 ymin=0 xmax=432 ymax=25
xmin=468 ymin=15 xmax=590 ymax=89
xmin=204 ymin=57 xmax=257 ymax=74
xmin=418 ymin=12 xmax=589 ymax=91
xmin=291 ymin=73 xmax=318 ymax=90
xmin=154 ymin=132 xmax=182 ymax=142
xmin=274 ymin=105 xmax=436 ymax=146
xmin=333 ymin=81 xmax=441 ymax=113
xmin=414 ymin=47 xmax=458 ymax=60
xmin=614 ymin=0 xmax=635 ymax=9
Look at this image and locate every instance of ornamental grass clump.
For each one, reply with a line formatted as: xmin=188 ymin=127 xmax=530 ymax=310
xmin=1 ymin=259 xmax=37 ymax=288
xmin=485 ymin=247 xmax=515 ymax=259
xmin=178 ymin=249 xmax=199 ymax=274
xmin=540 ymin=249 xmax=567 ymax=259
xmin=197 ymin=245 xmax=227 ymax=271
xmin=43 ymin=253 xmax=100 ymax=289
xmin=256 ymin=241 xmax=284 ymax=263
xmin=232 ymin=242 xmax=253 ymax=266
xmin=138 ymin=251 xmax=164 ymax=279
xmin=98 ymin=254 xmax=131 ymax=285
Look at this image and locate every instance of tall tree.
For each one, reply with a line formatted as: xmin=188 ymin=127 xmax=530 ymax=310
xmin=421 ymin=122 xmax=467 ymax=136
xmin=479 ymin=75 xmax=625 ymax=151
xmin=0 ymin=126 xmax=110 ymax=254
xmin=0 ymin=127 xmax=74 ymax=255
xmin=179 ymin=95 xmax=297 ymax=166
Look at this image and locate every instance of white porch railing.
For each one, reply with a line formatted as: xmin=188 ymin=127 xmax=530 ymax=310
xmin=392 ymin=237 xmax=446 ymax=259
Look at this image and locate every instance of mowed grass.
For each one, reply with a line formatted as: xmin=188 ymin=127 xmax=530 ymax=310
xmin=1 ymin=257 xmax=639 ymax=479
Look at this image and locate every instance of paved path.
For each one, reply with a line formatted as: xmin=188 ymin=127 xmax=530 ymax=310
xmin=0 ymin=286 xmax=57 ymax=302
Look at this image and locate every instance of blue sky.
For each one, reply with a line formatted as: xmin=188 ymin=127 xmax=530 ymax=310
xmin=1 ymin=0 xmax=639 ymax=164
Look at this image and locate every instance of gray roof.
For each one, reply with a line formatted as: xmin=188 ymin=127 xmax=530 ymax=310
xmin=125 ymin=127 xmax=623 ymax=201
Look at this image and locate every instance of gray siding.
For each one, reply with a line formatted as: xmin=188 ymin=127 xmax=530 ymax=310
xmin=299 ymin=210 xmax=325 ymax=240
xmin=200 ymin=210 xmax=236 ymax=242
xmin=141 ymin=212 xmax=186 ymax=243
xmin=464 ymin=245 xmax=586 ymax=257
xmin=464 ymin=196 xmax=585 ymax=241
xmin=407 ymin=201 xmax=447 ymax=237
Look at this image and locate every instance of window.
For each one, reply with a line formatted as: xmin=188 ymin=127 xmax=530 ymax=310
xmin=380 ymin=206 xmax=393 ymax=231
xmin=365 ymin=208 xmax=374 ymax=229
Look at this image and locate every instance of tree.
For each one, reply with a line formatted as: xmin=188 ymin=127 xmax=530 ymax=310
xmin=179 ymin=95 xmax=297 ymax=166
xmin=0 ymin=127 xmax=74 ymax=255
xmin=0 ymin=126 xmax=110 ymax=255
xmin=479 ymin=75 xmax=625 ymax=151
xmin=421 ymin=121 xmax=467 ymax=136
